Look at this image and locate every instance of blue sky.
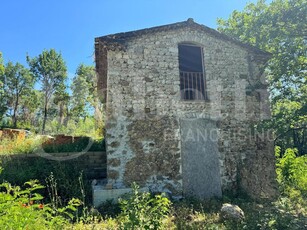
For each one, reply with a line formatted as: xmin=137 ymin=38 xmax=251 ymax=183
xmin=1 ymin=0 xmax=260 ymax=77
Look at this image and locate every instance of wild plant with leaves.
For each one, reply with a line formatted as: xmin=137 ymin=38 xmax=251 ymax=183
xmin=0 ymin=165 xmax=81 ymax=229
xmin=217 ymin=0 xmax=307 ymax=155
xmin=118 ymin=182 xmax=171 ymax=230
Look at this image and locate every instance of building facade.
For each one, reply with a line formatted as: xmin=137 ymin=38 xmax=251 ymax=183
xmin=95 ymin=19 xmax=277 ymax=199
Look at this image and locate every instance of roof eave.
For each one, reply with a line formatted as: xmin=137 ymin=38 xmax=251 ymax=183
xmin=95 ymin=19 xmax=272 ymax=57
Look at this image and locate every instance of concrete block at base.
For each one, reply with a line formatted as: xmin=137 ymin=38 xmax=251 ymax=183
xmin=92 ymin=186 xmax=149 ymax=207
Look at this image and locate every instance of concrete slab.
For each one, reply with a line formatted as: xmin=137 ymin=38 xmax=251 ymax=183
xmin=92 ymin=186 xmax=148 ymax=207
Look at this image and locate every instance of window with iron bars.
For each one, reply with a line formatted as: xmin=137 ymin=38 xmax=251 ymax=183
xmin=178 ymin=43 xmax=207 ymax=100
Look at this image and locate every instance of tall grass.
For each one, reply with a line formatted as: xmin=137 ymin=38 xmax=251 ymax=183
xmin=0 ymin=135 xmax=44 ymax=155
xmin=0 ymin=135 xmax=105 ymax=155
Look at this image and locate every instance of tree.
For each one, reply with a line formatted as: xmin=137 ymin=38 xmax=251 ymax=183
xmin=0 ymin=53 xmax=4 ymax=76
xmin=217 ymin=0 xmax=307 ymax=155
xmin=71 ymin=65 xmax=93 ymax=119
xmin=4 ymin=62 xmax=34 ymax=128
xmin=27 ymin=49 xmax=67 ymax=133
xmin=53 ymin=86 xmax=70 ymax=127
xmin=19 ymin=89 xmax=43 ymax=130
xmin=71 ymin=64 xmax=103 ymax=131
xmin=0 ymin=52 xmax=7 ymax=121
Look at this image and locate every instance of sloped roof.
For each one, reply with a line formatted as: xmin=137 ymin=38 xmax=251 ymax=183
xmin=95 ymin=18 xmax=271 ymax=56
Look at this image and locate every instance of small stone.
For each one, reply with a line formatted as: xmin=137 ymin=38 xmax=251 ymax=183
xmin=109 ymin=158 xmax=121 ymax=167
xmin=91 ymin=179 xmax=97 ymax=186
xmin=110 ymin=141 xmax=120 ymax=148
xmin=105 ymin=183 xmax=113 ymax=190
xmin=220 ymin=203 xmax=244 ymax=221
xmin=119 ymin=79 xmax=129 ymax=86
xmin=108 ymin=170 xmax=119 ymax=180
xmin=144 ymin=77 xmax=153 ymax=82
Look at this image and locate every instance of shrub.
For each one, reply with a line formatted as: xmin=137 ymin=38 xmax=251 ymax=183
xmin=0 ymin=168 xmax=81 ymax=229
xmin=43 ymin=137 xmax=105 ymax=153
xmin=276 ymin=147 xmax=307 ymax=196
xmin=97 ymin=199 xmax=121 ymax=218
xmin=0 ymin=135 xmax=44 ymax=155
xmin=0 ymin=157 xmax=92 ymax=205
xmin=0 ymin=136 xmax=104 ymax=206
xmin=118 ymin=183 xmax=171 ymax=230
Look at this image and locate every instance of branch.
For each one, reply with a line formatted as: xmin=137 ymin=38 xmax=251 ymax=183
xmin=274 ymin=126 xmax=307 ymax=143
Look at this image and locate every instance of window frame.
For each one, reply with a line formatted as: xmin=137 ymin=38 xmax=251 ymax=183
xmin=178 ymin=42 xmax=207 ymax=101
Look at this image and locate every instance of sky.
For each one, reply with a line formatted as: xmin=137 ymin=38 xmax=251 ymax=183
xmin=0 ymin=0 xmax=260 ymax=78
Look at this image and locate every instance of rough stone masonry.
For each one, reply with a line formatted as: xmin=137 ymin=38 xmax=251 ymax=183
xmin=95 ymin=18 xmax=277 ymax=200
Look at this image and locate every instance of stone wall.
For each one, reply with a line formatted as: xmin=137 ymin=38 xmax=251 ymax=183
xmin=97 ymin=25 xmax=277 ymax=199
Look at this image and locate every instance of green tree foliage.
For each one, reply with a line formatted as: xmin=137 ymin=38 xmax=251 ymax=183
xmin=0 ymin=52 xmax=7 ymax=120
xmin=217 ymin=0 xmax=307 ymax=155
xmin=276 ymin=147 xmax=307 ymax=196
xmin=1 ymin=51 xmax=102 ymax=137
xmin=53 ymin=86 xmax=70 ymax=128
xmin=3 ymin=62 xmax=34 ymax=128
xmin=71 ymin=64 xmax=95 ymax=118
xmin=27 ymin=49 xmax=67 ymax=133
xmin=0 ymin=52 xmax=4 ymax=76
xmin=71 ymin=64 xmax=103 ymax=134
xmin=18 ymin=89 xmax=43 ymax=129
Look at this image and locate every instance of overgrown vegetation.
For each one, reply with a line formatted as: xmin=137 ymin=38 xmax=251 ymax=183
xmin=42 ymin=137 xmax=105 ymax=153
xmin=0 ymin=134 xmax=105 ymax=207
xmin=217 ymin=0 xmax=307 ymax=155
xmin=276 ymin=147 xmax=307 ymax=196
xmin=0 ymin=165 xmax=172 ymax=229
xmin=0 ymin=165 xmax=81 ymax=229
xmin=0 ymin=135 xmax=105 ymax=155
xmin=0 ymin=135 xmax=44 ymax=155
xmin=0 ymin=147 xmax=306 ymax=229
xmin=44 ymin=116 xmax=104 ymax=140
xmin=0 ymin=157 xmax=93 ymax=205
xmin=118 ymin=183 xmax=171 ymax=229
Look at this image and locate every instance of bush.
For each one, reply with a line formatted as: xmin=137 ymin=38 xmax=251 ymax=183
xmin=0 ymin=135 xmax=44 ymax=155
xmin=276 ymin=147 xmax=307 ymax=196
xmin=43 ymin=137 xmax=105 ymax=153
xmin=0 ymin=166 xmax=81 ymax=229
xmin=118 ymin=183 xmax=171 ymax=230
xmin=0 ymin=135 xmax=105 ymax=206
xmin=0 ymin=157 xmax=92 ymax=205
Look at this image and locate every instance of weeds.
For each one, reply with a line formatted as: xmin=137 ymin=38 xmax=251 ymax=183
xmin=0 ymin=135 xmax=105 ymax=155
xmin=118 ymin=182 xmax=172 ymax=230
xmin=0 ymin=167 xmax=81 ymax=229
xmin=0 ymin=145 xmax=306 ymax=229
xmin=0 ymin=135 xmax=44 ymax=155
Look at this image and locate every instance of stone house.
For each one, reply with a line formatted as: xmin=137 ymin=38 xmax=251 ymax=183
xmin=94 ymin=19 xmax=277 ymax=203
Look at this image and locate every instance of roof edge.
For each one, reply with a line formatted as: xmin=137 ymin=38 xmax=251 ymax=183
xmin=95 ymin=18 xmax=271 ymax=57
